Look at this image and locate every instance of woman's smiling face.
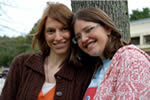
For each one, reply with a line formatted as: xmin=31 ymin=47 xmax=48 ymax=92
xmin=45 ymin=17 xmax=71 ymax=55
xmin=74 ymin=19 xmax=111 ymax=57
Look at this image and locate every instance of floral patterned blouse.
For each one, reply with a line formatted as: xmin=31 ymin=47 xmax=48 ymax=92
xmin=94 ymin=45 xmax=150 ymax=100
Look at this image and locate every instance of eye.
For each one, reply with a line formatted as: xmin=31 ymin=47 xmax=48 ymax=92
xmin=46 ymin=28 xmax=56 ymax=34
xmin=85 ymin=26 xmax=95 ymax=33
xmin=61 ymin=27 xmax=69 ymax=32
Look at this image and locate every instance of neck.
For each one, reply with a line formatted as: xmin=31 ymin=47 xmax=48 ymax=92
xmin=46 ymin=51 xmax=69 ymax=69
xmin=100 ymin=54 xmax=106 ymax=61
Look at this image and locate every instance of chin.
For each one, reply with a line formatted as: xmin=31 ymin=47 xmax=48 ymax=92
xmin=86 ymin=49 xmax=99 ymax=57
xmin=55 ymin=51 xmax=67 ymax=55
xmin=55 ymin=50 xmax=69 ymax=55
xmin=87 ymin=52 xmax=97 ymax=57
xmin=89 ymin=54 xmax=98 ymax=57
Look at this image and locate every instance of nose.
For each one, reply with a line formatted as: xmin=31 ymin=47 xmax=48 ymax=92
xmin=81 ymin=33 xmax=88 ymax=43
xmin=55 ymin=31 xmax=63 ymax=41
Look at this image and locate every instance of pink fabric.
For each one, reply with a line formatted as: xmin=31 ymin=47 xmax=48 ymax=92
xmin=94 ymin=45 xmax=150 ymax=100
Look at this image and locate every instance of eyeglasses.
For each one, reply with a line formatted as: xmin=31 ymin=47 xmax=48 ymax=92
xmin=72 ymin=24 xmax=100 ymax=44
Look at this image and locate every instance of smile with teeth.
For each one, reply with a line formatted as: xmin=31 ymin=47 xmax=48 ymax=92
xmin=53 ymin=41 xmax=67 ymax=49
xmin=84 ymin=40 xmax=96 ymax=51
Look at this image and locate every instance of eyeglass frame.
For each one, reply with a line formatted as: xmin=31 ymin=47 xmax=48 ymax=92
xmin=72 ymin=24 xmax=101 ymax=44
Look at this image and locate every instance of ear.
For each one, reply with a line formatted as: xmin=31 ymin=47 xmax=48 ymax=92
xmin=107 ymin=28 xmax=112 ymax=35
xmin=104 ymin=26 xmax=112 ymax=35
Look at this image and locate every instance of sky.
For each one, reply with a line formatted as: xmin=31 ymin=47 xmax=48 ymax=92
xmin=0 ymin=0 xmax=150 ymax=37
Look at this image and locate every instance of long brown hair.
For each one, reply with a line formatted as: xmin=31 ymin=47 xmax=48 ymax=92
xmin=32 ymin=2 xmax=73 ymax=57
xmin=72 ymin=8 xmax=128 ymax=59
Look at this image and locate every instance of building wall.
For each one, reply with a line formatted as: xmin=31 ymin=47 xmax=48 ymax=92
xmin=130 ymin=18 xmax=150 ymax=54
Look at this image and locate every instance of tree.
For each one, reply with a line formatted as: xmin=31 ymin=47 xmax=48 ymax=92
xmin=0 ymin=35 xmax=32 ymax=67
xmin=0 ymin=0 xmax=36 ymax=68
xmin=71 ymin=0 xmax=130 ymax=42
xmin=0 ymin=22 xmax=38 ymax=67
xmin=130 ymin=7 xmax=150 ymax=21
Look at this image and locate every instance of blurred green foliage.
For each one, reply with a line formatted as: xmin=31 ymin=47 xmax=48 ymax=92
xmin=0 ymin=23 xmax=38 ymax=68
xmin=130 ymin=7 xmax=150 ymax=21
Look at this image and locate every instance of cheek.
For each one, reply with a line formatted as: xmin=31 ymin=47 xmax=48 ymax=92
xmin=78 ymin=43 xmax=85 ymax=51
xmin=64 ymin=32 xmax=71 ymax=40
xmin=95 ymin=31 xmax=108 ymax=44
xmin=45 ymin=35 xmax=54 ymax=43
xmin=78 ymin=43 xmax=82 ymax=49
xmin=102 ymin=35 xmax=108 ymax=44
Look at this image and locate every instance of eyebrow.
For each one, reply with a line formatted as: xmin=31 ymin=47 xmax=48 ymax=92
xmin=76 ymin=25 xmax=91 ymax=35
xmin=82 ymin=25 xmax=91 ymax=31
xmin=45 ymin=26 xmax=55 ymax=30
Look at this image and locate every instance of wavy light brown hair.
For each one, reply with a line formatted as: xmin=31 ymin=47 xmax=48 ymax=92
xmin=32 ymin=2 xmax=73 ymax=57
xmin=71 ymin=8 xmax=128 ymax=59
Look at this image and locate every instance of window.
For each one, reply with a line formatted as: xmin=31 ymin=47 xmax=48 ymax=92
xmin=144 ymin=35 xmax=150 ymax=44
xmin=131 ymin=37 xmax=140 ymax=45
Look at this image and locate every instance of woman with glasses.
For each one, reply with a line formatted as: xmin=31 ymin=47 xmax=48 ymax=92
xmin=0 ymin=3 xmax=99 ymax=100
xmin=72 ymin=8 xmax=150 ymax=99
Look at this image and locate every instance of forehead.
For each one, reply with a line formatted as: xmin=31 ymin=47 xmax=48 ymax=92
xmin=74 ymin=19 xmax=97 ymax=33
xmin=75 ymin=19 xmax=92 ymax=26
xmin=45 ymin=17 xmax=63 ymax=28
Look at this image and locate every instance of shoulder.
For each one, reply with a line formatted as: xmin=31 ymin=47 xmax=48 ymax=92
xmin=9 ymin=52 xmax=43 ymax=74
xmin=14 ymin=52 xmax=42 ymax=61
xmin=109 ymin=44 xmax=150 ymax=74
xmin=14 ymin=53 xmax=33 ymax=60
xmin=11 ymin=52 xmax=43 ymax=66
xmin=112 ymin=44 xmax=150 ymax=63
xmin=109 ymin=45 xmax=150 ymax=78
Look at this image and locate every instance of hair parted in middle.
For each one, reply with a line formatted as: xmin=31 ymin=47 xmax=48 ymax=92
xmin=32 ymin=2 xmax=73 ymax=57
